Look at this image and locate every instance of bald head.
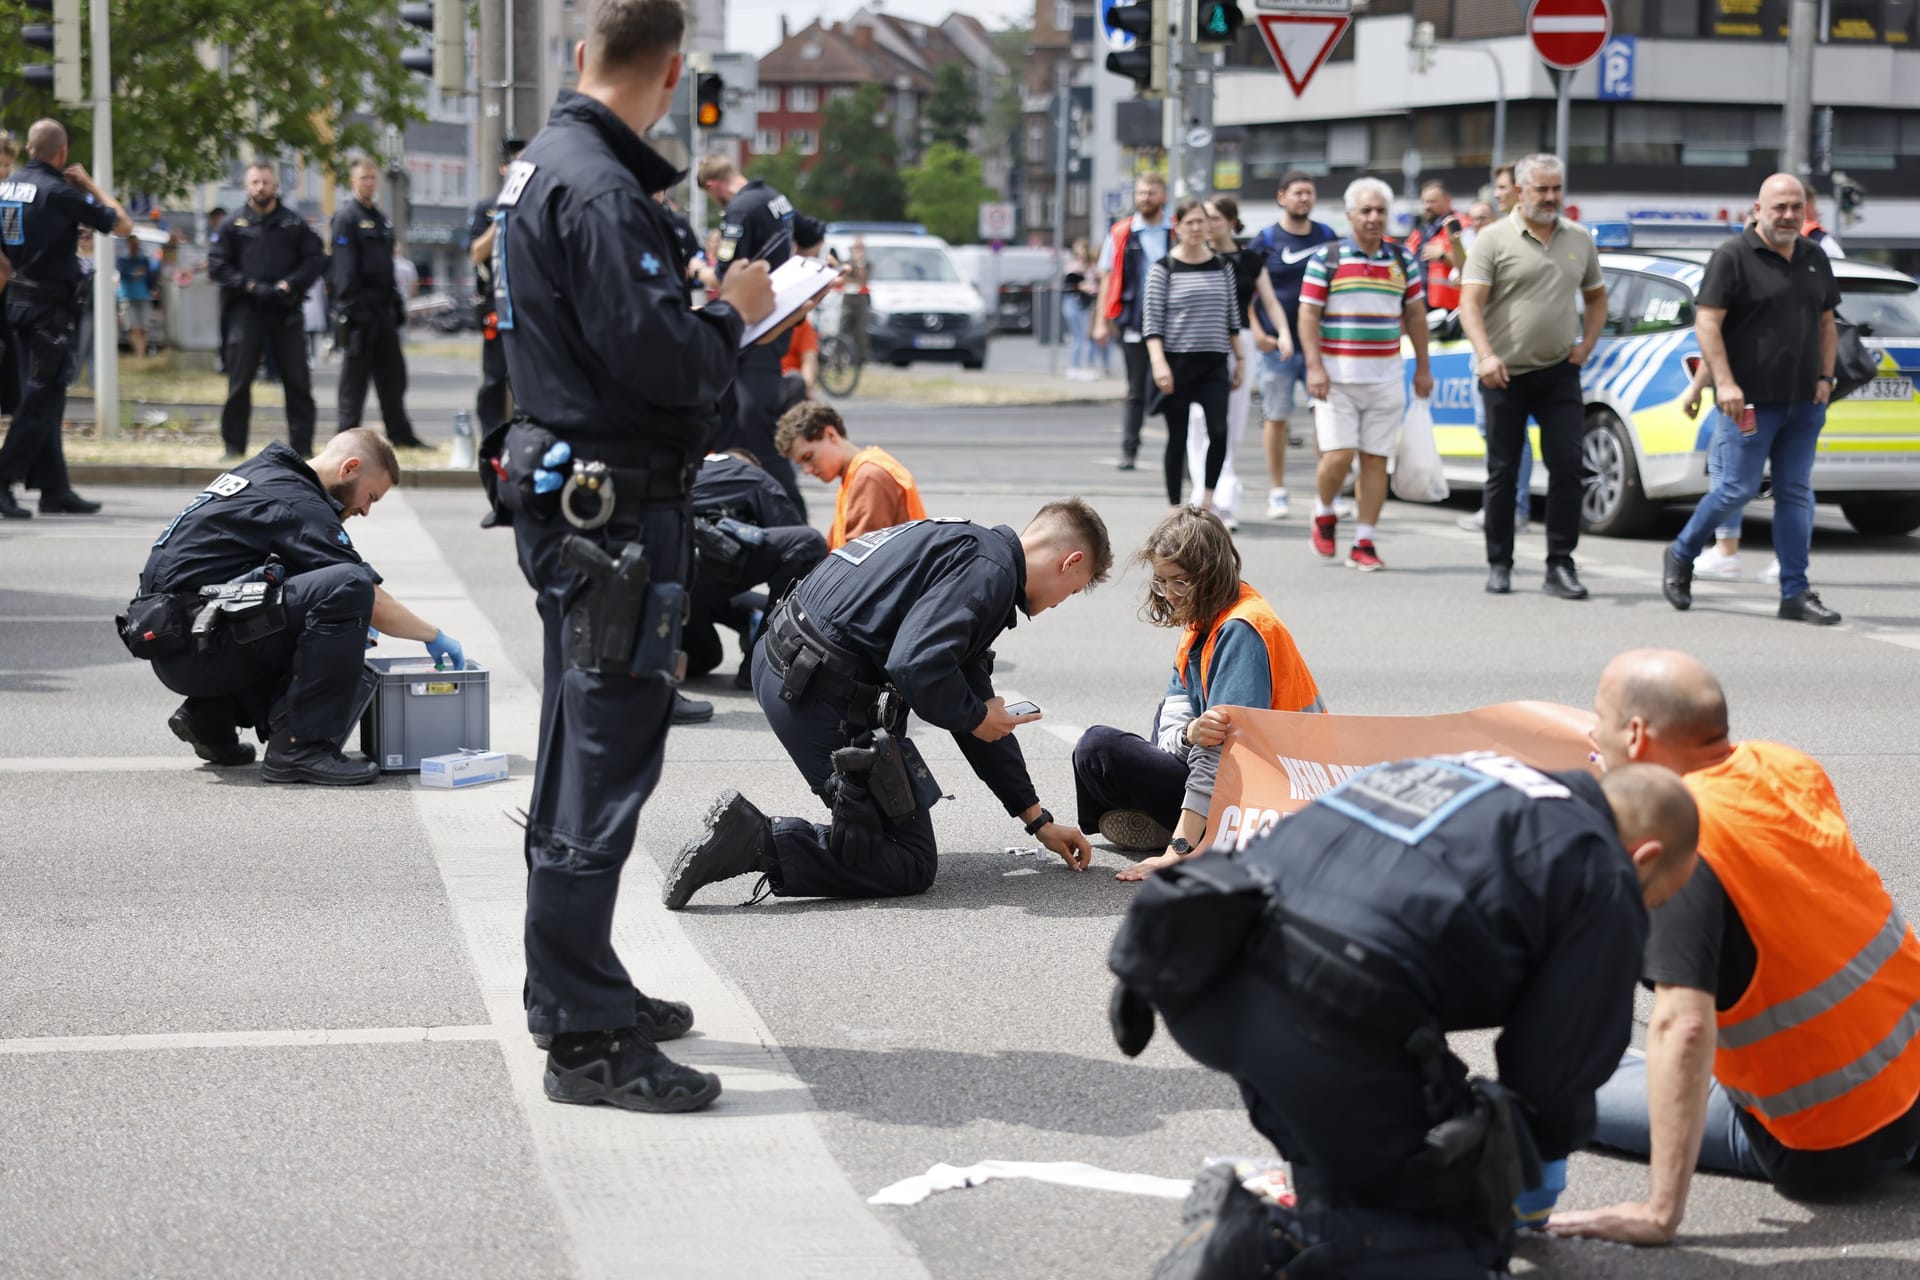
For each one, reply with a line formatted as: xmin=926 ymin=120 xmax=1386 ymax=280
xmin=1754 ymin=173 xmax=1807 ymax=251
xmin=25 ymin=119 xmax=68 ymax=164
xmin=1592 ymin=648 xmax=1732 ymax=777
xmin=1600 ymin=763 xmax=1699 ymax=907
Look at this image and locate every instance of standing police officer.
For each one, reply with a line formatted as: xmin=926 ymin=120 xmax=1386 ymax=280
xmin=695 ymin=154 xmax=822 ymax=511
xmin=123 ymin=428 xmax=462 ymax=784
xmin=466 ymin=137 xmax=526 ymax=437
xmin=1109 ymin=758 xmax=1699 ymax=1277
xmin=209 ymin=161 xmax=324 ymax=458
xmin=663 ymin=502 xmax=1110 ymax=909
xmin=0 ymin=119 xmax=131 ymax=519
xmin=330 ymin=157 xmax=424 ymax=447
xmin=489 ymin=0 xmax=775 ymax=1115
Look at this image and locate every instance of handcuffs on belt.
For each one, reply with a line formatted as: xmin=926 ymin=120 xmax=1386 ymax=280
xmin=561 ymin=460 xmax=616 ymax=531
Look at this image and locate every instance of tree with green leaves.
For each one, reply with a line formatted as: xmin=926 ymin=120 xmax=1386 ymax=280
xmin=802 ymin=83 xmax=906 ymax=223
xmin=985 ymin=23 xmax=1031 ymax=161
xmin=923 ymin=61 xmax=981 ymax=152
xmin=0 ymin=0 xmax=425 ymax=199
xmin=903 ymin=141 xmax=993 ymax=245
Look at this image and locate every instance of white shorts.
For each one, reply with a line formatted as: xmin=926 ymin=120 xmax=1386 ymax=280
xmin=1314 ymin=379 xmax=1405 ymax=456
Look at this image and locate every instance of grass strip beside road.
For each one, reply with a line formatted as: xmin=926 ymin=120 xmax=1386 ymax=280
xmin=64 ymin=435 xmax=460 ymax=470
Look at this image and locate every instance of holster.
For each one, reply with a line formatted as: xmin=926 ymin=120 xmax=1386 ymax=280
xmin=26 ymin=312 xmax=77 ymax=386
xmin=692 ymin=514 xmax=756 ymax=571
xmin=560 ymin=533 xmax=687 ymax=682
xmin=860 ymin=728 xmax=916 ymax=821
xmin=190 ymin=581 xmax=287 ymax=655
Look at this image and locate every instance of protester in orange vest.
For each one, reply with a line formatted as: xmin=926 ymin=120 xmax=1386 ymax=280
xmin=1554 ymin=648 xmax=1920 ymax=1246
xmin=774 ymin=401 xmax=927 ymax=550
xmin=1071 ymin=506 xmax=1325 ymax=881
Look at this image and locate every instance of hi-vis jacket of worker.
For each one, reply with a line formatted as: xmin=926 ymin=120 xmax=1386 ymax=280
xmin=827 ymin=446 xmax=926 ymax=551
xmin=1150 ymin=582 xmax=1325 ymax=818
xmin=1691 ymin=740 xmax=1920 ymax=1150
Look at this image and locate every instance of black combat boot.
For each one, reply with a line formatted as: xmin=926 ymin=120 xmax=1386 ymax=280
xmin=532 ymin=992 xmax=694 ymax=1051
xmin=661 ymin=790 xmax=775 ymax=909
xmin=261 ymin=730 xmax=380 ymax=786
xmin=543 ymin=1029 xmax=721 ymax=1113
xmin=168 ymin=701 xmax=257 ymax=767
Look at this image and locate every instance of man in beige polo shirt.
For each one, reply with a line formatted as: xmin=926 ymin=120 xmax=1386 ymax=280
xmin=1459 ymin=153 xmax=1608 ymax=599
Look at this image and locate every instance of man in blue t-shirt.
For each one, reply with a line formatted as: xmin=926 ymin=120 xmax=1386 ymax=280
xmin=1246 ymin=170 xmax=1337 ymax=520
xmin=117 ymin=243 xmax=161 ymax=358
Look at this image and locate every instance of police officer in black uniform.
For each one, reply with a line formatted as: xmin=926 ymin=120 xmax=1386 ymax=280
xmin=486 ymin=0 xmax=776 ymax=1115
xmin=663 ymin=501 xmax=1111 ymax=909
xmin=1107 ymin=757 xmax=1700 ymax=1278
xmin=209 ymin=161 xmax=324 ymax=458
xmin=695 ymin=154 xmax=823 ymax=511
xmin=330 ymin=157 xmax=424 ymax=447
xmin=467 ymin=137 xmax=526 ymax=437
xmin=0 ymin=119 xmax=131 ymax=519
xmin=122 ymin=428 xmax=463 ymax=785
xmin=687 ymin=448 xmax=828 ymax=690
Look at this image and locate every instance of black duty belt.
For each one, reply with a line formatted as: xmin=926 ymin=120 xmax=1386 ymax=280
xmin=5 ymin=276 xmax=83 ymax=305
xmin=763 ymin=597 xmax=887 ymax=708
xmin=517 ymin=418 xmax=699 ymax=508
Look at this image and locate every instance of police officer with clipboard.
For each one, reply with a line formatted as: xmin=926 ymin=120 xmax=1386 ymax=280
xmin=486 ymin=0 xmax=775 ymax=1115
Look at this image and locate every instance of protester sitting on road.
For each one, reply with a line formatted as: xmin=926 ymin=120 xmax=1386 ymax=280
xmin=1144 ymin=197 xmax=1246 ymax=513
xmin=1073 ymin=506 xmax=1324 ymax=881
xmin=776 ymin=401 xmax=926 ymax=550
xmin=1113 ymin=756 xmax=1698 ymax=1277
xmin=662 ymin=501 xmax=1110 ymax=908
xmin=122 ymin=429 xmax=462 ymax=786
xmin=1550 ymin=649 xmax=1920 ymax=1246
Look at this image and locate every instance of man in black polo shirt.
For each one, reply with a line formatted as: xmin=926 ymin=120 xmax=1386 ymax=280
xmin=1661 ymin=173 xmax=1841 ymax=626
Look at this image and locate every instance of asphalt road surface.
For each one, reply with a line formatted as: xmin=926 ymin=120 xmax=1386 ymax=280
xmin=3 ymin=402 xmax=1917 ymax=1277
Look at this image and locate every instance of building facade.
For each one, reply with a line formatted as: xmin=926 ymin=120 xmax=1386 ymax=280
xmin=1017 ymin=0 xmax=1098 ymax=249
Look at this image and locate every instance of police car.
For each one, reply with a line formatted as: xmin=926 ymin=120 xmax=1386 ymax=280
xmin=1416 ymin=224 xmax=1920 ymax=537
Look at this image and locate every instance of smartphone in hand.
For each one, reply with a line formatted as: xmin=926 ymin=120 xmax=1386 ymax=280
xmin=1004 ymin=700 xmax=1041 ymax=717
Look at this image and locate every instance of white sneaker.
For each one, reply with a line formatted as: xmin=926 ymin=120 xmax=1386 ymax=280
xmin=1266 ymin=490 xmax=1290 ymax=520
xmin=1456 ymin=509 xmax=1485 ymax=533
xmin=1332 ymin=496 xmax=1355 ymax=519
xmin=1760 ymin=558 xmax=1781 ymax=585
xmin=1693 ymin=548 xmax=1743 ymax=581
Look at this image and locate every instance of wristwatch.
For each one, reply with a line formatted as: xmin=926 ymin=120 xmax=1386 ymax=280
xmin=1170 ymin=837 xmax=1193 ymax=855
xmin=1818 ymin=375 xmax=1836 ymax=385
xmin=1023 ymin=809 xmax=1054 ymax=836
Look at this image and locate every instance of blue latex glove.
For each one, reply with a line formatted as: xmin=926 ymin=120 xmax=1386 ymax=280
xmin=1514 ymin=1158 xmax=1567 ymax=1230
xmin=533 ymin=440 xmax=572 ymax=494
xmin=426 ymin=629 xmax=465 ymax=672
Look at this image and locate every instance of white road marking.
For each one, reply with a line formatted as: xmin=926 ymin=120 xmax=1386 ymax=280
xmin=0 ymin=1025 xmax=497 ymax=1054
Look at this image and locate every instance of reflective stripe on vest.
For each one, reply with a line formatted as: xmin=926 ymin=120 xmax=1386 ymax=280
xmin=1692 ymin=740 xmax=1920 ymax=1149
xmin=828 ymin=447 xmax=927 ymax=551
xmin=1172 ymin=582 xmax=1323 ymax=715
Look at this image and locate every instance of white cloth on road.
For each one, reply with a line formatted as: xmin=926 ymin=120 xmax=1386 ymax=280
xmin=869 ymin=1160 xmax=1193 ymax=1207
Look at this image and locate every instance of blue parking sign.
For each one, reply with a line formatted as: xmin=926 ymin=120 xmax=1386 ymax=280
xmin=1598 ymin=36 xmax=1634 ymax=101
xmin=1101 ymin=0 xmax=1137 ymax=50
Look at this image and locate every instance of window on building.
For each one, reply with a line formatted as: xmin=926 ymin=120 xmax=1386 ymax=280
xmin=758 ymin=85 xmax=781 ymax=111
xmin=1027 ymin=119 xmax=1049 ymax=159
xmin=1672 ymin=106 xmax=1767 ymax=167
xmin=753 ymin=129 xmax=782 ymax=155
xmin=443 ymin=160 xmax=467 ymax=203
xmin=1054 ymin=0 xmax=1072 ymax=31
xmin=1613 ymin=105 xmax=1685 ymax=165
xmin=1025 ymin=188 xmax=1050 ymax=228
xmin=1567 ymin=104 xmax=1609 ymax=166
xmin=1069 ymin=181 xmax=1089 ymax=216
xmin=1902 ymin=113 xmax=1920 ymax=156
xmin=789 ymin=85 xmax=818 ymax=111
xmin=792 ymin=129 xmax=819 ymax=155
xmin=829 ymin=85 xmax=855 ymax=103
xmin=1834 ymin=110 xmax=1899 ymax=169
xmin=1369 ymin=117 xmax=1411 ymax=172
xmin=1414 ymin=113 xmax=1457 ymax=171
xmin=1611 ymin=0 xmax=1708 ymax=37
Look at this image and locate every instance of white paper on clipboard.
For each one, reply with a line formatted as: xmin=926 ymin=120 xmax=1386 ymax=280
xmin=736 ymin=256 xmax=839 ymax=348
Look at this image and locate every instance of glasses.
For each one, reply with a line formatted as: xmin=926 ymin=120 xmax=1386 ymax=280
xmin=1150 ymin=574 xmax=1196 ymax=597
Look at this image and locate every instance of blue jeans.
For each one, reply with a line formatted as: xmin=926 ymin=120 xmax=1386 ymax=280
xmin=1703 ymin=411 xmax=1743 ymax=540
xmin=1474 ymin=394 xmax=1532 ymax=521
xmin=1670 ymin=401 xmax=1825 ymax=599
xmin=1591 ymin=1052 xmax=1769 ymax=1178
xmin=1062 ymin=296 xmax=1093 ymax=370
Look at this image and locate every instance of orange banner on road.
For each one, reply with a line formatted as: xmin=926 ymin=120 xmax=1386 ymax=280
xmin=1200 ymin=702 xmax=1599 ymax=854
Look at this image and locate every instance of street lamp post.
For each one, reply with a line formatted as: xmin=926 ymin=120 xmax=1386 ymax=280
xmin=1409 ymin=21 xmax=1507 ymax=176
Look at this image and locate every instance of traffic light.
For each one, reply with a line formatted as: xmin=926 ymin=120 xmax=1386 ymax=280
xmin=1107 ymin=0 xmax=1169 ymax=98
xmin=1834 ymin=172 xmax=1867 ymax=228
xmin=695 ymin=73 xmax=725 ymax=131
xmin=21 ymin=0 xmax=83 ymax=106
xmin=1191 ymin=0 xmax=1243 ymax=50
xmin=399 ymin=0 xmax=464 ymax=96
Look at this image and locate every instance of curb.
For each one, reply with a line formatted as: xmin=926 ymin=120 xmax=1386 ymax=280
xmin=69 ymin=463 xmax=481 ymax=489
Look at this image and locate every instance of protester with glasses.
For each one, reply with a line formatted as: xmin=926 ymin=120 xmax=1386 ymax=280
xmin=1070 ymin=506 xmax=1325 ymax=880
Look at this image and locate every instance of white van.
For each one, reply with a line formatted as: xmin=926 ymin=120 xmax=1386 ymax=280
xmin=819 ymin=232 xmax=991 ymax=369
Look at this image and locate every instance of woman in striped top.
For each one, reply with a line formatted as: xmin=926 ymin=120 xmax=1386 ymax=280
xmin=1144 ymin=197 xmax=1245 ymax=509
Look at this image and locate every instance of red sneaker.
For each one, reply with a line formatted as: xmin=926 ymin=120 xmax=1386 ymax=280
xmin=1348 ymin=540 xmax=1384 ymax=573
xmin=1311 ymin=514 xmax=1338 ymax=559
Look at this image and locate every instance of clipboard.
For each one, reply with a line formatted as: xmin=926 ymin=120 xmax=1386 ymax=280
xmin=737 ymin=256 xmax=839 ymax=348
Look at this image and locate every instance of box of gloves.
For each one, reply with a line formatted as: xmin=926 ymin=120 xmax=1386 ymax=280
xmin=360 ymin=657 xmax=491 ymax=773
xmin=419 ymin=747 xmax=510 ymax=789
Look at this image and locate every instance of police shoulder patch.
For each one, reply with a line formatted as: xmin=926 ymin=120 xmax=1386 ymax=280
xmin=496 ymin=160 xmax=535 ymax=208
xmin=336 ymin=527 xmax=353 ymax=547
xmin=206 ymin=473 xmax=250 ymax=497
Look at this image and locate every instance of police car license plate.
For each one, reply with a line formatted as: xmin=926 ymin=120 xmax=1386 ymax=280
xmin=1858 ymin=377 xmax=1914 ymax=401
xmin=913 ymin=335 xmax=957 ymax=350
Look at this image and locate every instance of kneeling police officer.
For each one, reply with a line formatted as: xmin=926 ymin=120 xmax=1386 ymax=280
xmin=121 ymin=429 xmax=463 ymax=784
xmin=486 ymin=0 xmax=776 ymax=1116
xmin=664 ymin=501 xmax=1111 ymax=909
xmin=1110 ymin=757 xmax=1699 ymax=1278
xmin=688 ymin=448 xmax=828 ymax=693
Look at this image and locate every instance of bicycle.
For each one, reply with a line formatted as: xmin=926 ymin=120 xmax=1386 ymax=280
xmin=818 ymin=332 xmax=863 ymax=399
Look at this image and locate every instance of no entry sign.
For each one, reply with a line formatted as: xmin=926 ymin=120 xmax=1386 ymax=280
xmin=1528 ymin=0 xmax=1611 ymax=70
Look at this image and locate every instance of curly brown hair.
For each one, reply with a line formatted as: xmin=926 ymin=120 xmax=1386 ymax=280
xmin=1133 ymin=506 xmax=1242 ymax=629
xmin=773 ymin=400 xmax=848 ymax=456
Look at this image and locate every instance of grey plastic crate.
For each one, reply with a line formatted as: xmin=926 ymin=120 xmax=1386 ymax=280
xmin=358 ymin=657 xmax=491 ymax=773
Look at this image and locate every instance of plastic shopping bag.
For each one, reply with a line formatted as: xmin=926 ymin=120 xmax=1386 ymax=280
xmin=1391 ymin=396 xmax=1449 ymax=503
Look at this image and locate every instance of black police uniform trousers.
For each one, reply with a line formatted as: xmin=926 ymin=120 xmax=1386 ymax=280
xmin=0 ymin=298 xmax=80 ymax=497
xmin=686 ymin=525 xmax=826 ymax=678
xmin=1481 ymin=359 xmax=1584 ymax=571
xmin=749 ymin=642 xmax=940 ymax=899
xmin=335 ymin=303 xmax=414 ymax=439
xmin=1164 ymin=971 xmax=1506 ymax=1275
xmin=223 ymin=298 xmax=317 ymax=457
xmin=1072 ymin=725 xmax=1186 ymax=835
xmin=512 ymin=486 xmax=689 ymax=1038
xmin=150 ymin=563 xmax=375 ymax=744
xmin=724 ymin=347 xmax=805 ymax=513
xmin=476 ymin=332 xmax=510 ymax=435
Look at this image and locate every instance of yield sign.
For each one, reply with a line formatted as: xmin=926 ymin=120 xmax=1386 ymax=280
xmin=1528 ymin=0 xmax=1611 ymax=71
xmin=1254 ymin=14 xmax=1350 ymax=97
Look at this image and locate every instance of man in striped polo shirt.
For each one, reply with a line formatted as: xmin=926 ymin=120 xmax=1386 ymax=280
xmin=1299 ymin=177 xmax=1432 ymax=571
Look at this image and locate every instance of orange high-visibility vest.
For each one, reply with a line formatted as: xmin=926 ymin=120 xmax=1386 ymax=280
xmin=828 ymin=447 xmax=926 ymax=550
xmin=1172 ymin=582 xmax=1324 ymax=715
xmin=1690 ymin=740 xmax=1920 ymax=1150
